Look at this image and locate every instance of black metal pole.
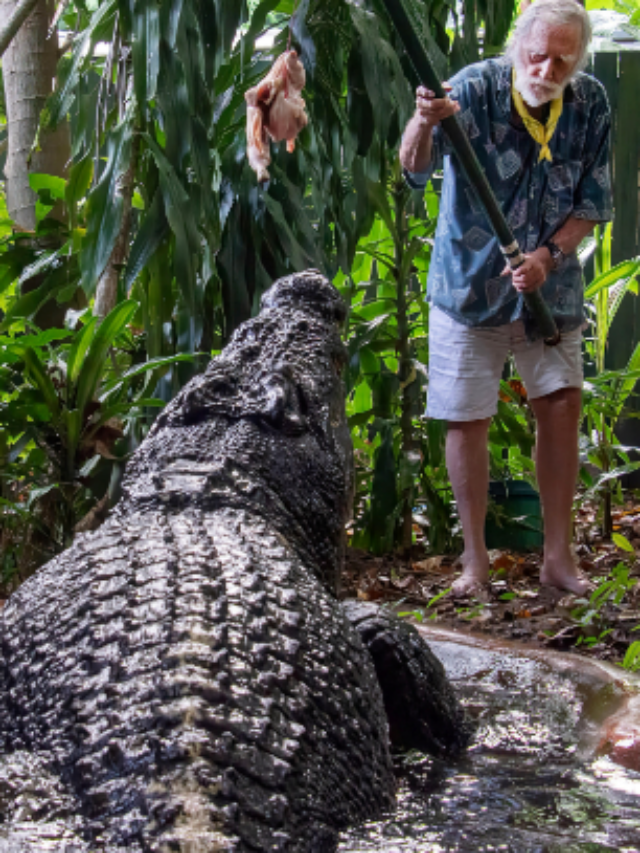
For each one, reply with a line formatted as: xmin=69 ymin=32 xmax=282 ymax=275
xmin=381 ymin=0 xmax=560 ymax=345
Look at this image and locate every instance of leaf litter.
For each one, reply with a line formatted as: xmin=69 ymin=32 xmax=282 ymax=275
xmin=342 ymin=498 xmax=640 ymax=666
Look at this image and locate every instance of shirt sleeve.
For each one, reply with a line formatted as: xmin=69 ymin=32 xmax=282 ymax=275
xmin=572 ymin=92 xmax=613 ymax=223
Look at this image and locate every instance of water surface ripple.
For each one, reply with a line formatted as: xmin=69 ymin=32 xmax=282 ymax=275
xmin=339 ymin=635 xmax=640 ymax=852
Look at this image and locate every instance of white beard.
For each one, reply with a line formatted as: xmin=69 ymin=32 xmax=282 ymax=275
xmin=513 ymin=57 xmax=567 ymax=107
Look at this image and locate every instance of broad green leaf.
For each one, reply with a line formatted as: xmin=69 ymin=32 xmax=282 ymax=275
xmin=125 ymin=190 xmax=169 ymax=290
xmin=348 ymin=408 xmax=375 ymax=428
xmin=80 ymin=114 xmax=134 ymax=295
xmin=359 ymin=347 xmax=379 ymax=378
xmin=623 ymin=640 xmax=640 ymax=672
xmin=144 ymin=134 xmax=200 ymax=315
xmin=368 ymin=425 xmax=399 ymax=554
xmin=132 ymin=0 xmax=160 ymax=106
xmin=75 ymin=300 xmax=138 ymax=415
xmin=191 ymin=117 xmax=220 ymax=246
xmin=29 ymin=174 xmax=67 ymax=199
xmin=65 ymin=156 xmax=93 ymax=228
xmin=355 ymin=301 xmax=392 ymax=322
xmin=62 ymin=408 xmax=83 ymax=471
xmin=612 ymin=532 xmax=635 ymax=553
xmin=352 ymin=381 xmax=372 ymax=414
xmin=159 ymin=0 xmax=184 ymax=46
xmin=157 ymin=38 xmax=191 ymax=166
xmin=3 ymin=329 xmax=70 ymax=350
xmin=66 ymin=316 xmax=97 ymax=390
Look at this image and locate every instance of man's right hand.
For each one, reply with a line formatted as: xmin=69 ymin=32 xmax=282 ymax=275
xmin=414 ymin=84 xmax=460 ymax=127
xmin=400 ymin=85 xmax=460 ymax=174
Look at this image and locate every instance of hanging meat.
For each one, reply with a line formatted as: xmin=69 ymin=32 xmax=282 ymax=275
xmin=245 ymin=50 xmax=308 ymax=183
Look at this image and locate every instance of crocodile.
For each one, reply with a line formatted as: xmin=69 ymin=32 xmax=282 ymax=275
xmin=0 ymin=270 xmax=466 ymax=851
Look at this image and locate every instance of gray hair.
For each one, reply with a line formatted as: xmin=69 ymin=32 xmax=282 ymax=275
xmin=506 ymin=0 xmax=592 ymax=71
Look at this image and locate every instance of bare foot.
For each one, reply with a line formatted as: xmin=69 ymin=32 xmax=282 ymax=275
xmin=540 ymin=556 xmax=594 ymax=596
xmin=451 ymin=553 xmax=490 ymax=597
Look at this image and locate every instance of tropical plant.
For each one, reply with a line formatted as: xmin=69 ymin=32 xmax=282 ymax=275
xmin=0 ymin=300 xmax=194 ymax=582
xmin=338 ymin=163 xmax=457 ymax=554
xmin=569 ymin=561 xmax=637 ymax=648
xmin=622 ymin=636 xmax=640 ymax=672
xmin=0 ymin=0 xmax=522 ymax=567
xmin=580 ymin=224 xmax=640 ymax=537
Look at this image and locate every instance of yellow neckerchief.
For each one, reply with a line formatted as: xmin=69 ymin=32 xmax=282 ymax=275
xmin=511 ymin=68 xmax=563 ymax=163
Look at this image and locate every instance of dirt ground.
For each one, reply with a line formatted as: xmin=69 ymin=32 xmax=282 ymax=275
xmin=342 ymin=500 xmax=640 ymax=666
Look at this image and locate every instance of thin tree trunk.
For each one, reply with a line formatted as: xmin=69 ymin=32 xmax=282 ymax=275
xmin=1 ymin=0 xmax=69 ymax=231
xmin=0 ymin=0 xmax=39 ymax=58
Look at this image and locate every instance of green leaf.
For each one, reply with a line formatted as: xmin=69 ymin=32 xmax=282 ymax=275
xmin=42 ymin=0 xmax=118 ymax=129
xmin=612 ymin=531 xmax=635 ymax=553
xmin=348 ymin=408 xmax=375 ymax=428
xmin=99 ymin=352 xmax=196 ymax=401
xmin=426 ymin=587 xmax=451 ymax=608
xmin=623 ymin=640 xmax=640 ymax=671
xmin=368 ymin=425 xmax=399 ymax=554
xmin=62 ymin=408 xmax=83 ymax=471
xmin=124 ymin=189 xmax=169 ymax=290
xmin=80 ymin=114 xmax=134 ymax=295
xmin=29 ymin=174 xmax=67 ymax=199
xmin=359 ymin=346 xmax=379 ymax=379
xmin=584 ymin=258 xmax=640 ymax=298
xmin=132 ymin=0 xmax=161 ymax=106
xmin=143 ymin=134 xmax=200 ymax=315
xmin=66 ymin=316 xmax=98 ymax=391
xmin=65 ymin=156 xmax=93 ymax=228
xmin=0 ymin=261 xmax=76 ymax=333
xmin=352 ymin=380 xmax=373 ymax=415
xmin=20 ymin=348 xmax=61 ymax=420
xmin=75 ymin=300 xmax=138 ymax=415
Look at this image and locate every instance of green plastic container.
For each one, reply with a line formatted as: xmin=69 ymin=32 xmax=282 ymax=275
xmin=485 ymin=480 xmax=543 ymax=551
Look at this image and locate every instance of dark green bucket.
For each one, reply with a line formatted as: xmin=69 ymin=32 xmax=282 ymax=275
xmin=485 ymin=480 xmax=543 ymax=551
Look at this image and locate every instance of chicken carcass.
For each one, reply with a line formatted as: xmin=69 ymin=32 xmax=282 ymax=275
xmin=245 ymin=50 xmax=308 ymax=183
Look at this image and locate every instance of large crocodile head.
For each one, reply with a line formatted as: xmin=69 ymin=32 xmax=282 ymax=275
xmin=121 ymin=269 xmax=352 ymax=593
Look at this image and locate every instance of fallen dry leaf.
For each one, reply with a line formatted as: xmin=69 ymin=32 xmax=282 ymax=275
xmin=412 ymin=556 xmax=444 ymax=573
xmin=492 ymin=553 xmax=517 ymax=572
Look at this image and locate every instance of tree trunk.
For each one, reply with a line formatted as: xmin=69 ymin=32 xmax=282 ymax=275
xmin=1 ymin=0 xmax=69 ymax=231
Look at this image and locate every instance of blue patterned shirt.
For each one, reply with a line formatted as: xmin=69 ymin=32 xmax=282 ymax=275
xmin=406 ymin=58 xmax=613 ymax=336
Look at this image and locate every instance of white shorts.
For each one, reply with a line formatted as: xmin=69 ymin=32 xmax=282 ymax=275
xmin=427 ymin=306 xmax=583 ymax=422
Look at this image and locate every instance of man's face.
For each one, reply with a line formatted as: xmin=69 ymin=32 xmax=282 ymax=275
xmin=514 ymin=22 xmax=582 ymax=107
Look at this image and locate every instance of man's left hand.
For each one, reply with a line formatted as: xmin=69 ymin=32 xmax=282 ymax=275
xmin=501 ymin=248 xmax=552 ymax=294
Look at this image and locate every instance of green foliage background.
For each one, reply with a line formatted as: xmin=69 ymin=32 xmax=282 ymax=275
xmin=2 ymin=0 xmax=639 ymax=582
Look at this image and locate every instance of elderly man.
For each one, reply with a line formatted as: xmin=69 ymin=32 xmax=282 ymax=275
xmin=399 ymin=0 xmax=612 ymax=595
